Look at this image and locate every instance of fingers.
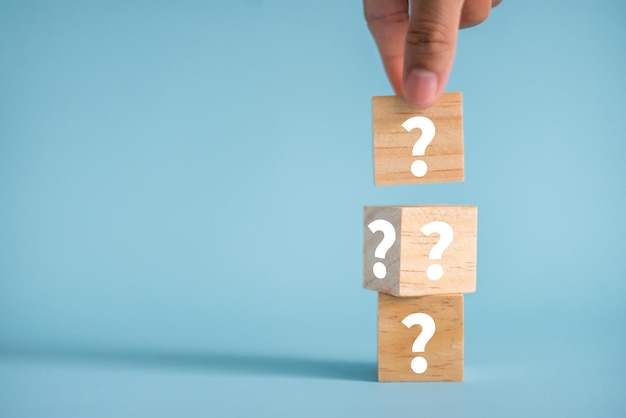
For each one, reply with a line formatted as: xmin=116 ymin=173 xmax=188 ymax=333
xmin=365 ymin=0 xmax=501 ymax=109
xmin=364 ymin=0 xmax=409 ymax=95
xmin=403 ymin=0 xmax=465 ymax=108
xmin=460 ymin=0 xmax=494 ymax=29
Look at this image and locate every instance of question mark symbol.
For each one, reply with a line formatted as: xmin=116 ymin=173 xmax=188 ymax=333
xmin=420 ymin=221 xmax=454 ymax=281
xmin=367 ymin=219 xmax=396 ymax=279
xmin=402 ymin=116 xmax=436 ymax=178
xmin=402 ymin=312 xmax=436 ymax=374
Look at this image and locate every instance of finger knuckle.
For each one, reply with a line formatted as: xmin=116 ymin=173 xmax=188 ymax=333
xmin=405 ymin=20 xmax=453 ymax=55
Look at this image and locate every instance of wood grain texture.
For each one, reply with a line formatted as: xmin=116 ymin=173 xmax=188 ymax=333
xmin=364 ymin=205 xmax=477 ymax=297
xmin=378 ymin=293 xmax=463 ymax=382
xmin=372 ymin=93 xmax=463 ymax=186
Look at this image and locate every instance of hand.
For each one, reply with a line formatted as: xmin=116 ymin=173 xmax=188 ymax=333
xmin=364 ymin=0 xmax=501 ymax=108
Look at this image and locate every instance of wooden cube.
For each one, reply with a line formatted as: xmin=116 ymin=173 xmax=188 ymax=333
xmin=372 ymin=93 xmax=463 ymax=186
xmin=378 ymin=293 xmax=463 ymax=382
xmin=364 ymin=205 xmax=477 ymax=297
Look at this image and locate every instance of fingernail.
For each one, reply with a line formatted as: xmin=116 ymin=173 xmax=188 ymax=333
xmin=404 ymin=69 xmax=438 ymax=108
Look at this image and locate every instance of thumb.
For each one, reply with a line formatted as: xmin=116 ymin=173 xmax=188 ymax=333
xmin=403 ymin=0 xmax=464 ymax=108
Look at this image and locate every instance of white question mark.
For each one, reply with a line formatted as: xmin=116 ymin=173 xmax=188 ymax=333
xmin=402 ymin=312 xmax=436 ymax=374
xmin=367 ymin=219 xmax=396 ymax=279
xmin=420 ymin=221 xmax=454 ymax=281
xmin=402 ymin=116 xmax=436 ymax=178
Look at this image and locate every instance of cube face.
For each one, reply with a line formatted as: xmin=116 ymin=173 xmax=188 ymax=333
xmin=364 ymin=206 xmax=477 ymax=297
xmin=378 ymin=293 xmax=463 ymax=382
xmin=364 ymin=206 xmax=402 ymax=296
xmin=372 ymin=94 xmax=464 ymax=186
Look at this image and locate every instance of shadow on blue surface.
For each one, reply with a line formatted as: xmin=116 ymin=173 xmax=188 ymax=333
xmin=0 ymin=346 xmax=377 ymax=382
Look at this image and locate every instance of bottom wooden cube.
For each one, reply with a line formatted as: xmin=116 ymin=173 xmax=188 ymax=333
xmin=378 ymin=293 xmax=463 ymax=382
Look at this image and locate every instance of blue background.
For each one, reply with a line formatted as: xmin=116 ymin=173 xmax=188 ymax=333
xmin=1 ymin=0 xmax=625 ymax=416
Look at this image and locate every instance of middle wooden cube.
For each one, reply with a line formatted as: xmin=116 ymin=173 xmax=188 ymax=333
xmin=363 ymin=205 xmax=477 ymax=297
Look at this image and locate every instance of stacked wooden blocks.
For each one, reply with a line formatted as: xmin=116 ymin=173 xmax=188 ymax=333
xmin=364 ymin=93 xmax=477 ymax=382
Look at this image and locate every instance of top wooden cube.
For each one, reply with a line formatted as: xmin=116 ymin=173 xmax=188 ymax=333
xmin=372 ymin=93 xmax=464 ymax=186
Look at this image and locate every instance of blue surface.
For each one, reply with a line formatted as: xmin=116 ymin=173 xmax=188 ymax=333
xmin=1 ymin=1 xmax=625 ymax=416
